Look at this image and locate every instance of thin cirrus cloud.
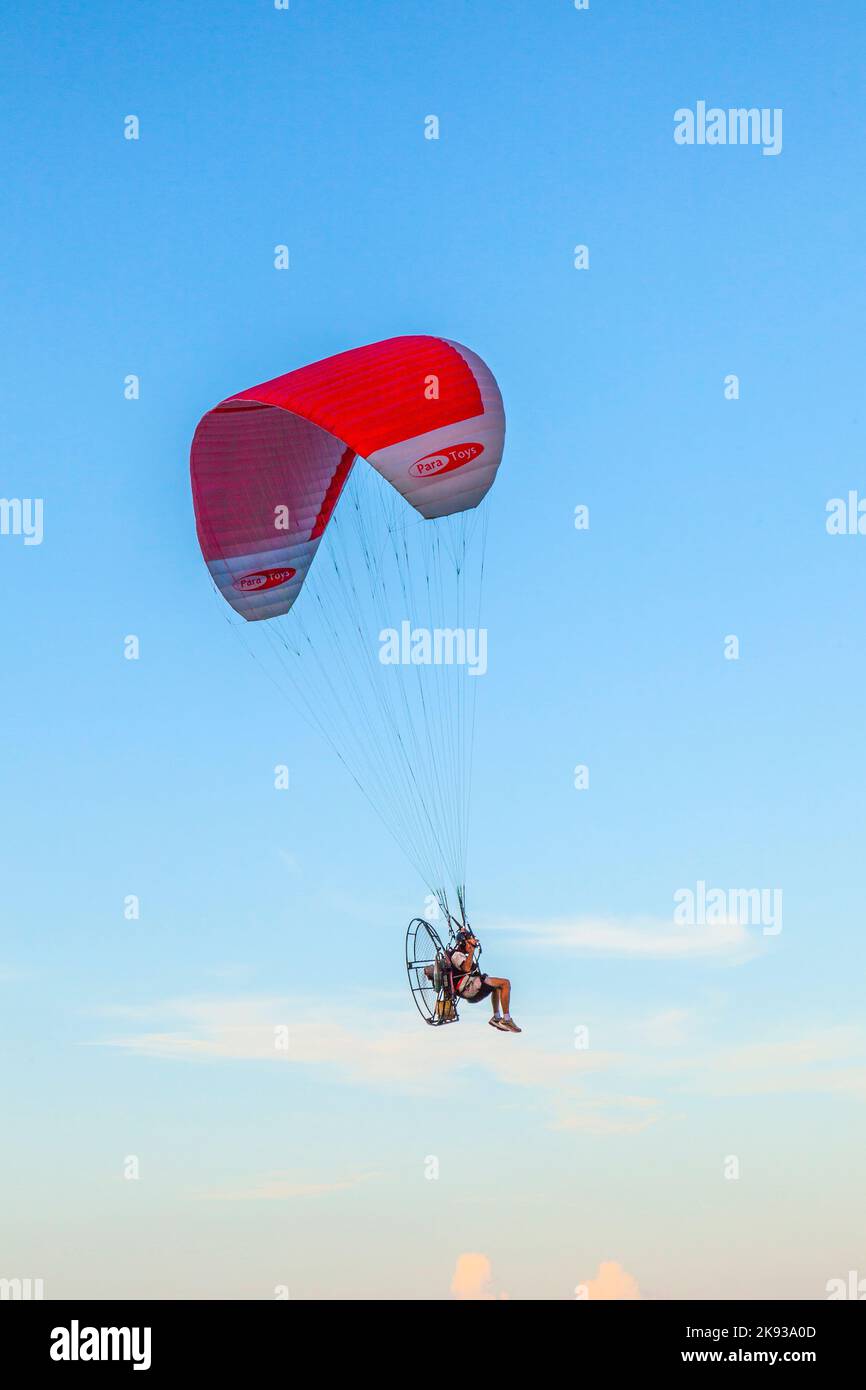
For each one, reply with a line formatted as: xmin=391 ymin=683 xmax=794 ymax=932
xmin=98 ymin=996 xmax=469 ymax=1093
xmin=638 ymin=1008 xmax=695 ymax=1047
xmin=99 ymin=993 xmax=621 ymax=1075
xmin=95 ymin=1001 xmax=866 ymax=1121
xmin=197 ymin=1171 xmax=381 ymax=1201
xmin=488 ymin=914 xmax=762 ymax=961
xmin=96 ymin=995 xmax=646 ymax=1125
xmin=683 ymin=1027 xmax=866 ymax=1100
xmin=549 ymin=1093 xmax=659 ymax=1136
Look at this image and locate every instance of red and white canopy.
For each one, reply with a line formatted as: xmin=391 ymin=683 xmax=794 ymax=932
xmin=190 ymin=334 xmax=505 ymax=621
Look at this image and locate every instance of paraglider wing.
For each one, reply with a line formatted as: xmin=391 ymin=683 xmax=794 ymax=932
xmin=190 ymin=334 xmax=504 ymax=908
xmin=190 ymin=335 xmax=504 ymax=622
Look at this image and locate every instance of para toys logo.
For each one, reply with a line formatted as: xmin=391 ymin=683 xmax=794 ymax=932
xmin=232 ymin=566 xmax=296 ymax=593
xmin=409 ymin=442 xmax=483 ymax=479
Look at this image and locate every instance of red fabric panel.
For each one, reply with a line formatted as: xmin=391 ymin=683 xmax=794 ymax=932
xmin=310 ymin=445 xmax=356 ymax=541
xmin=230 ymin=336 xmax=483 ymax=459
xmin=191 ymin=399 xmax=344 ymax=562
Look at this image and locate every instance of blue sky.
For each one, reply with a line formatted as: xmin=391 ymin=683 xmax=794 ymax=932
xmin=2 ymin=1 xmax=865 ymax=1300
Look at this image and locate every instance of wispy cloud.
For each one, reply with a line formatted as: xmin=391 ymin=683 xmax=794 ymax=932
xmin=639 ymin=1008 xmax=695 ymax=1047
xmin=199 ymin=1171 xmax=381 ymax=1201
xmin=487 ymin=915 xmax=761 ymax=962
xmin=99 ymin=996 xmax=473 ymax=1093
xmin=95 ymin=995 xmax=632 ymax=1125
xmin=550 ymin=1093 xmax=659 ymax=1136
xmin=685 ymin=1027 xmax=866 ymax=1100
xmin=0 ymin=964 xmax=29 ymax=983
xmin=94 ymin=999 xmax=866 ymax=1135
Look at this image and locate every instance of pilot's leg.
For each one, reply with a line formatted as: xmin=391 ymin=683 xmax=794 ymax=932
xmin=485 ymin=976 xmax=510 ymax=1013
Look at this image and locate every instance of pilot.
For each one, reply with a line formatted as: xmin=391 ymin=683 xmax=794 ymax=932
xmin=449 ymin=928 xmax=521 ymax=1033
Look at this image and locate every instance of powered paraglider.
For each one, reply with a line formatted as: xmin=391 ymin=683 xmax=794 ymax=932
xmin=190 ymin=335 xmax=505 ymax=919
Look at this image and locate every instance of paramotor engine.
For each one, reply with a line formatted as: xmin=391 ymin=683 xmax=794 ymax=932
xmin=405 ymin=916 xmax=483 ymax=1026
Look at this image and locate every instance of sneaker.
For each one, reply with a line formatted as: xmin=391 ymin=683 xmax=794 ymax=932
xmin=488 ymin=1016 xmax=506 ymax=1030
xmin=500 ymin=1018 xmax=522 ymax=1033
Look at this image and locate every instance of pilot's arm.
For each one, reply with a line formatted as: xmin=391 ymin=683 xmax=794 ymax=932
xmin=460 ymin=939 xmax=478 ymax=973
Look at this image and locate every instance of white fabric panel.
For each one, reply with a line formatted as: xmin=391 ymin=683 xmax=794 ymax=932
xmin=365 ymin=339 xmax=505 ymax=520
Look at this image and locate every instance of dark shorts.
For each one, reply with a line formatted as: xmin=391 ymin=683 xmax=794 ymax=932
xmin=457 ymin=974 xmax=494 ymax=1004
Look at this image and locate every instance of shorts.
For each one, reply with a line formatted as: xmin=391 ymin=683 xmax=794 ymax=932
xmin=457 ymin=974 xmax=493 ymax=1004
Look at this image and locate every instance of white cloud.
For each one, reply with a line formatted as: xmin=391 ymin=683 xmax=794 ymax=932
xmin=94 ymin=999 xmax=866 ymax=1135
xmin=640 ymin=1008 xmax=694 ymax=1047
xmin=488 ymin=914 xmax=761 ymax=962
xmin=686 ymin=1026 xmax=866 ymax=1099
xmin=550 ymin=1093 xmax=658 ymax=1136
xmin=99 ymin=996 xmax=475 ymax=1094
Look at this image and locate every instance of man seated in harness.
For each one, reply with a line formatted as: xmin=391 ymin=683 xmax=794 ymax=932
xmin=448 ymin=927 xmax=521 ymax=1033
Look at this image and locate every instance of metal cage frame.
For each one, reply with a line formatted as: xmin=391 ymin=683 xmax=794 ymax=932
xmin=405 ymin=918 xmax=461 ymax=1026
